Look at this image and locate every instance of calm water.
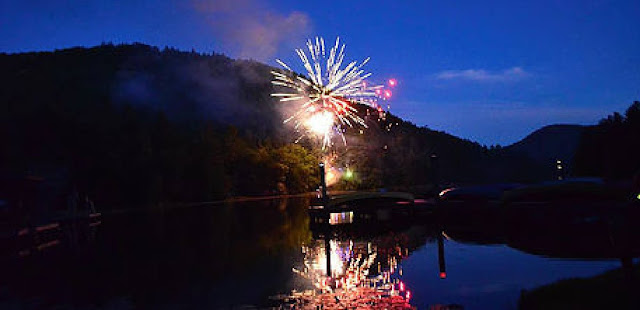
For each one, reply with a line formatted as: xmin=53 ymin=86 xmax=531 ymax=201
xmin=0 ymin=197 xmax=636 ymax=309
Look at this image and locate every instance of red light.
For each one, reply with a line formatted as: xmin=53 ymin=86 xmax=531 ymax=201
xmin=388 ymin=79 xmax=397 ymax=87
xmin=384 ymin=90 xmax=392 ymax=98
xmin=17 ymin=228 xmax=29 ymax=236
xmin=440 ymin=272 xmax=447 ymax=279
xmin=406 ymin=291 xmax=411 ymax=300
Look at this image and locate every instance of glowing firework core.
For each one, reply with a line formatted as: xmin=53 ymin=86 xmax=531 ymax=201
xmin=305 ymin=111 xmax=334 ymax=138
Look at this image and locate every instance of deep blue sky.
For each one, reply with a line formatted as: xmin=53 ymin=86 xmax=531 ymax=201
xmin=2 ymin=0 xmax=639 ymax=145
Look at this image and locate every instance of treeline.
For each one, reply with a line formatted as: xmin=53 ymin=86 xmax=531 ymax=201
xmin=0 ymin=96 xmax=320 ymax=205
xmin=573 ymin=101 xmax=640 ymax=179
xmin=0 ymin=43 xmax=547 ymax=208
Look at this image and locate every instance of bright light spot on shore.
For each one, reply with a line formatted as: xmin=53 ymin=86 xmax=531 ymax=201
xmin=637 ymin=193 xmax=640 ymax=200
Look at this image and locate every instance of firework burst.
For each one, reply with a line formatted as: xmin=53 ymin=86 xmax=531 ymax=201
xmin=271 ymin=37 xmax=392 ymax=150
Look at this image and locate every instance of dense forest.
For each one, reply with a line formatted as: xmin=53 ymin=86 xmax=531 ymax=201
xmin=573 ymin=101 xmax=640 ymax=180
xmin=0 ymin=43 xmax=570 ymax=208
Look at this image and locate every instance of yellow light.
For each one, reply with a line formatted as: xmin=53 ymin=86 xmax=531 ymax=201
xmin=637 ymin=193 xmax=640 ymax=200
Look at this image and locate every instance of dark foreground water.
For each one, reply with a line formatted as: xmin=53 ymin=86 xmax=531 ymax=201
xmin=1 ymin=197 xmax=637 ymax=309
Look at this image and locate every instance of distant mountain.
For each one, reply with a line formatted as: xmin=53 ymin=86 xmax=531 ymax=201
xmin=505 ymin=124 xmax=586 ymax=166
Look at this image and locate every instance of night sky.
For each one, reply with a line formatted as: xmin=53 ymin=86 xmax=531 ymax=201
xmin=2 ymin=0 xmax=639 ymax=145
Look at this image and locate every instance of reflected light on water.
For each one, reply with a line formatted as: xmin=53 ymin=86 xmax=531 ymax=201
xmin=286 ymin=237 xmax=415 ymax=309
xmin=329 ymin=211 xmax=354 ymax=225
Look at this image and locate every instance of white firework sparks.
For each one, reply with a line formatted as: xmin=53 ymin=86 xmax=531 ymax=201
xmin=271 ymin=37 xmax=387 ymax=150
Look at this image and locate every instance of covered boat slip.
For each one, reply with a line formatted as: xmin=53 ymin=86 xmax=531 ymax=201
xmin=438 ymin=178 xmax=638 ymax=211
xmin=308 ymin=177 xmax=640 ymax=230
xmin=308 ymin=191 xmax=435 ymax=227
xmin=436 ymin=179 xmax=640 ymax=259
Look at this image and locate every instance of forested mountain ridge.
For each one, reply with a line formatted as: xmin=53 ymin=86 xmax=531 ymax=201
xmin=0 ymin=43 xmax=567 ymax=207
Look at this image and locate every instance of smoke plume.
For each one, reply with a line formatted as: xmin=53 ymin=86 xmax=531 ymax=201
xmin=194 ymin=0 xmax=311 ymax=61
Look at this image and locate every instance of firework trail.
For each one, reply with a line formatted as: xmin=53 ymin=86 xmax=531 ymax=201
xmin=271 ymin=37 xmax=394 ymax=150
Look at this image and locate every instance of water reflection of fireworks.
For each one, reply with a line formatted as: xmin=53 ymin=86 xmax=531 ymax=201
xmin=285 ymin=238 xmax=415 ymax=309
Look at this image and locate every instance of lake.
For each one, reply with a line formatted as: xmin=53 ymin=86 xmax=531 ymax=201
xmin=0 ymin=197 xmax=637 ymax=309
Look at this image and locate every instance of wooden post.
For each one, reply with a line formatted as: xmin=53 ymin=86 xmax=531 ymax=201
xmin=438 ymin=231 xmax=446 ymax=279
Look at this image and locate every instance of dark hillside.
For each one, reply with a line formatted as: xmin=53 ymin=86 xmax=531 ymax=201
xmin=0 ymin=43 xmax=550 ymax=208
